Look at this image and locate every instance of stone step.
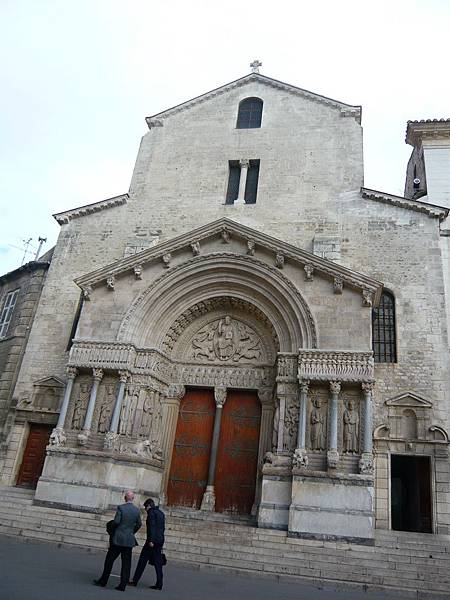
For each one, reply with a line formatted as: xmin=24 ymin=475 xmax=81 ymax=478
xmin=0 ymin=486 xmax=449 ymax=596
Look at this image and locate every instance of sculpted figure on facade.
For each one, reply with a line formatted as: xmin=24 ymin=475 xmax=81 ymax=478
xmin=119 ymin=386 xmax=139 ymax=437
xmin=310 ymin=396 xmax=326 ymax=450
xmin=71 ymin=383 xmax=90 ymax=430
xmin=191 ymin=316 xmax=262 ymax=363
xmin=97 ymin=385 xmax=114 ymax=433
xmin=343 ymin=398 xmax=359 ymax=453
xmin=284 ymin=395 xmax=300 ymax=452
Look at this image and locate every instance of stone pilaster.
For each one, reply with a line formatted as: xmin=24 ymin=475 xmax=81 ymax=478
xmin=327 ymin=380 xmax=341 ymax=469
xmin=49 ymin=366 xmax=78 ymax=447
xmin=159 ymin=384 xmax=185 ymax=505
xmin=77 ymin=368 xmax=103 ymax=446
xmin=201 ymin=386 xmax=227 ymax=511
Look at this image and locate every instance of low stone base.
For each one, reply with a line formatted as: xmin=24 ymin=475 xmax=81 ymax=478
xmin=257 ymin=462 xmax=292 ymax=530
xmin=35 ymin=446 xmax=163 ymax=511
xmin=288 ymin=469 xmax=374 ymax=544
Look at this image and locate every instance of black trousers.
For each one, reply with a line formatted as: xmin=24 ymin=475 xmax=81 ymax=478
xmin=132 ymin=542 xmax=164 ymax=587
xmin=98 ymin=544 xmax=133 ymax=589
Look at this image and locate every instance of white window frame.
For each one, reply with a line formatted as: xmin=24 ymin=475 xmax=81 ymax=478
xmin=0 ymin=289 xmax=20 ymax=338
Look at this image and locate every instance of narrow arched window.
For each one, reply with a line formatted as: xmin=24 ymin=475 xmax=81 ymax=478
xmin=372 ymin=291 xmax=397 ymax=363
xmin=236 ymin=97 xmax=263 ymax=129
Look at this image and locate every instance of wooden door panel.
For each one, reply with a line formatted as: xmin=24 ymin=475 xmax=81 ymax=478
xmin=215 ymin=390 xmax=261 ymax=514
xmin=167 ymin=389 xmax=215 ymax=509
xmin=16 ymin=424 xmax=52 ymax=489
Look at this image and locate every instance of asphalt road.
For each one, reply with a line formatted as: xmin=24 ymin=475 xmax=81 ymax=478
xmin=0 ymin=534 xmax=423 ymax=600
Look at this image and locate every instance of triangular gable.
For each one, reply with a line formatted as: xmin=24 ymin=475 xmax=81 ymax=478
xmin=145 ymin=73 xmax=361 ymax=127
xmin=33 ymin=376 xmax=65 ymax=388
xmin=385 ymin=391 xmax=433 ymax=408
xmin=74 ymin=217 xmax=383 ymax=304
xmin=361 ymin=188 xmax=448 ymax=220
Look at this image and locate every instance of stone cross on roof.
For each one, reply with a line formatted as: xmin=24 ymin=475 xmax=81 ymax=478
xmin=250 ymin=59 xmax=262 ymax=74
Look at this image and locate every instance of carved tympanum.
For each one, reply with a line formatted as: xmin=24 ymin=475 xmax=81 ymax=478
xmin=190 ymin=316 xmax=263 ymax=363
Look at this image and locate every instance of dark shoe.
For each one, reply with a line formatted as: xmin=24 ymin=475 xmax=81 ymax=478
xmin=150 ymin=584 xmax=163 ymax=590
xmin=115 ymin=585 xmax=126 ymax=591
xmin=128 ymin=581 xmax=137 ymax=586
xmin=93 ymin=580 xmax=106 ymax=587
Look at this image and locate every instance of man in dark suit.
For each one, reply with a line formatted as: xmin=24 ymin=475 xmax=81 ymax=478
xmin=129 ymin=498 xmax=165 ymax=590
xmin=94 ymin=490 xmax=142 ymax=591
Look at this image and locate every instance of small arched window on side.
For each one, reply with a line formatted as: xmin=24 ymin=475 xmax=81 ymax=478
xmin=372 ymin=291 xmax=397 ymax=363
xmin=236 ymin=97 xmax=263 ymax=129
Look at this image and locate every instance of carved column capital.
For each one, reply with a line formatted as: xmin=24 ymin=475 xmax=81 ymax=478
xmin=214 ymin=387 xmax=227 ymax=407
xmin=299 ymin=379 xmax=310 ymax=394
xmin=239 ymin=158 xmax=250 ymax=169
xmin=92 ymin=368 xmax=104 ymax=382
xmin=66 ymin=366 xmax=78 ymax=380
xmin=166 ymin=384 xmax=185 ymax=401
xmin=258 ymin=388 xmax=273 ymax=406
xmin=118 ymin=370 xmax=129 ymax=384
xmin=362 ymin=381 xmax=375 ymax=394
xmin=329 ymin=381 xmax=341 ymax=394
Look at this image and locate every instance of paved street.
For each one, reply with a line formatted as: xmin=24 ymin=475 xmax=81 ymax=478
xmin=0 ymin=534 xmax=419 ymax=600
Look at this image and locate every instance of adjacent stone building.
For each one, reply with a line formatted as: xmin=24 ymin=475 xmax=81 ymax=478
xmin=1 ymin=69 xmax=449 ymax=543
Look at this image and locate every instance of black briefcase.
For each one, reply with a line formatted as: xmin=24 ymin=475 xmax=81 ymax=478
xmin=148 ymin=552 xmax=167 ymax=566
xmin=106 ymin=520 xmax=117 ymax=536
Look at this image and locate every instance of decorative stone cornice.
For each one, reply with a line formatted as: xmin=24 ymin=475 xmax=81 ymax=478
xmin=74 ymin=217 xmax=383 ymax=306
xmin=145 ymin=73 xmax=361 ymax=127
xmin=361 ymin=188 xmax=448 ymax=221
xmin=298 ymin=350 xmax=374 ymax=383
xmin=53 ymin=194 xmax=128 ymax=225
xmin=406 ymin=119 xmax=450 ymax=147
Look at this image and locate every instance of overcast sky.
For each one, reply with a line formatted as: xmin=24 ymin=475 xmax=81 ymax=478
xmin=1 ymin=0 xmax=449 ymax=274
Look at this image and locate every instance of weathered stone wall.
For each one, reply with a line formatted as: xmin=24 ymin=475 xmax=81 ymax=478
xmin=5 ymin=77 xmax=450 ymax=529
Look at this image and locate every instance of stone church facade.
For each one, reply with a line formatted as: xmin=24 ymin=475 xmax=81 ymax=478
xmin=1 ymin=71 xmax=450 ymax=544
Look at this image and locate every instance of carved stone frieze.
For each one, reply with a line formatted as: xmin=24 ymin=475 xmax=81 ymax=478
xmin=359 ymin=452 xmax=374 ymax=474
xmin=276 ymin=354 xmax=297 ymax=382
xmin=292 ymin=447 xmax=309 ymax=469
xmin=190 ymin=316 xmax=263 ymax=363
xmin=298 ymin=350 xmax=374 ymax=383
xmin=49 ymin=427 xmax=66 ymax=447
xmin=174 ymin=363 xmax=274 ymax=390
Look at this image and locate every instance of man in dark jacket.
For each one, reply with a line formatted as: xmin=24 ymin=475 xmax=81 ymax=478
xmin=94 ymin=490 xmax=142 ymax=591
xmin=129 ymin=498 xmax=165 ymax=590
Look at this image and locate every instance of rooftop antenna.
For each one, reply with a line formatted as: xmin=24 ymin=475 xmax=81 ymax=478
xmin=34 ymin=237 xmax=47 ymax=260
xmin=21 ymin=238 xmax=33 ymax=265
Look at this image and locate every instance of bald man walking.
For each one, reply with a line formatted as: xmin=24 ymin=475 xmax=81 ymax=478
xmin=94 ymin=490 xmax=142 ymax=591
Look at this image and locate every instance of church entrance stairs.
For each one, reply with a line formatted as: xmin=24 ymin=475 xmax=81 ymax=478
xmin=0 ymin=486 xmax=450 ymax=597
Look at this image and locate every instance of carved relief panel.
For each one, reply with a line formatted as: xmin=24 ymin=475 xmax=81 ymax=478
xmin=94 ymin=377 xmax=117 ymax=434
xmin=69 ymin=376 xmax=92 ymax=431
xmin=190 ymin=316 xmax=263 ymax=363
xmin=307 ymin=386 xmax=328 ymax=452
xmin=341 ymin=388 xmax=361 ymax=454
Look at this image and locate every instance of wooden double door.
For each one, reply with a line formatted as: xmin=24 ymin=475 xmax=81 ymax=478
xmin=167 ymin=388 xmax=261 ymax=514
xmin=16 ymin=423 xmax=53 ymax=489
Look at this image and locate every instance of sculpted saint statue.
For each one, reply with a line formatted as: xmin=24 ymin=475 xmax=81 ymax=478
xmin=71 ymin=383 xmax=90 ymax=430
xmin=310 ymin=397 xmax=325 ymax=450
xmin=343 ymin=399 xmax=359 ymax=453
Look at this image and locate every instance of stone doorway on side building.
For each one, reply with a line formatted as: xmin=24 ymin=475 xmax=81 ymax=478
xmin=391 ymin=454 xmax=432 ymax=533
xmin=167 ymin=388 xmax=261 ymax=514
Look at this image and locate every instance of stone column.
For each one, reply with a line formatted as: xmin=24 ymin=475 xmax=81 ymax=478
xmin=359 ymin=381 xmax=375 ymax=474
xmin=235 ymin=158 xmax=250 ymax=204
xmin=49 ymin=367 xmax=78 ymax=447
xmin=293 ymin=380 xmax=309 ymax=468
xmin=327 ymin=381 xmax=341 ymax=469
xmin=276 ymin=394 xmax=286 ymax=453
xmin=104 ymin=370 xmax=128 ymax=450
xmin=201 ymin=387 xmax=227 ymax=511
xmin=159 ymin=384 xmax=185 ymax=505
xmin=77 ymin=368 xmax=103 ymax=446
